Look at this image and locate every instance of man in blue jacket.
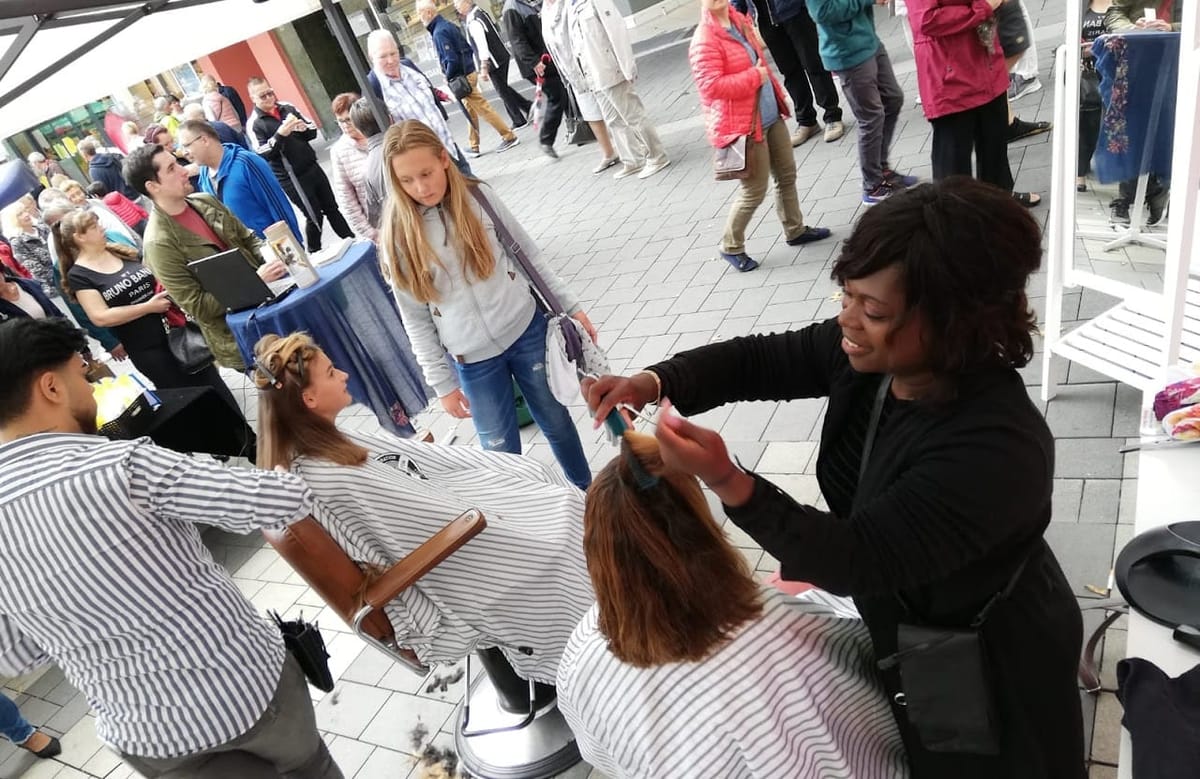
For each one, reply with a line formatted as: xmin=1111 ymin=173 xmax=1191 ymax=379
xmin=808 ymin=0 xmax=912 ymax=205
xmin=417 ymin=0 xmax=519 ymax=157
xmin=176 ymin=120 xmax=302 ymax=242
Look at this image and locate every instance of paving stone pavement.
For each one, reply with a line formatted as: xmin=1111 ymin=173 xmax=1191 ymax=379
xmin=2 ymin=3 xmax=1136 ymax=777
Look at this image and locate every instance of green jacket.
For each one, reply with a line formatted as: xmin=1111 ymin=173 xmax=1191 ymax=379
xmin=1105 ymin=1 xmax=1181 ymax=31
xmin=807 ymin=0 xmax=880 ymax=73
xmin=143 ymin=193 xmax=264 ymax=371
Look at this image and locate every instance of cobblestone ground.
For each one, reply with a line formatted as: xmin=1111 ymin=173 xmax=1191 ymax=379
xmin=3 ymin=3 xmax=1131 ymax=777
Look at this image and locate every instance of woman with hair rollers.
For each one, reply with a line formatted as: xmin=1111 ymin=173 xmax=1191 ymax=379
xmin=380 ymin=120 xmax=595 ymax=489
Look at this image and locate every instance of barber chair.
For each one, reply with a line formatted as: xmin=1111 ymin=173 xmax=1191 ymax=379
xmin=263 ymin=511 xmax=582 ymax=778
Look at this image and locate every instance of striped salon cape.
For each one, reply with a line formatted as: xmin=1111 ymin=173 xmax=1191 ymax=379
xmin=293 ymin=430 xmax=595 ymax=683
xmin=556 ymin=588 xmax=910 ymax=779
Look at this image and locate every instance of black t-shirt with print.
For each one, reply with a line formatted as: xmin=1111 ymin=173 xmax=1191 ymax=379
xmin=68 ymin=260 xmax=167 ymax=351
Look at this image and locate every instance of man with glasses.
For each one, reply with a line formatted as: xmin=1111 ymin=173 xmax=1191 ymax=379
xmin=246 ymin=77 xmax=353 ymax=252
xmin=177 ymin=120 xmax=301 ymax=241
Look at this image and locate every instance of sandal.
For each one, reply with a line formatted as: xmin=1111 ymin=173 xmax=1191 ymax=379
xmin=1013 ymin=191 xmax=1042 ymax=208
xmin=719 ymin=251 xmax=760 ymax=272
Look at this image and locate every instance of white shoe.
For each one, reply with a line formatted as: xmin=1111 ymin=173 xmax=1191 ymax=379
xmin=637 ymin=157 xmax=671 ymax=179
xmin=614 ymin=163 xmax=643 ymax=180
xmin=823 ymin=121 xmax=845 ymax=143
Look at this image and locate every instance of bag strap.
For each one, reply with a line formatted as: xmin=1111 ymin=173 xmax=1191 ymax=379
xmin=859 ymin=373 xmax=1031 ymax=630
xmin=468 ymin=186 xmax=566 ymax=316
xmin=969 ymin=552 xmax=1033 ymax=628
xmin=857 ymin=375 xmax=892 ymax=483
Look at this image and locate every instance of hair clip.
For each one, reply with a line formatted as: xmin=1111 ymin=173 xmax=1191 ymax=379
xmin=254 ymin=356 xmax=283 ymax=389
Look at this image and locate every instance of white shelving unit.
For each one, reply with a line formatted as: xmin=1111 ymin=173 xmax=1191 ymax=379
xmin=1041 ymin=4 xmax=1200 ymax=399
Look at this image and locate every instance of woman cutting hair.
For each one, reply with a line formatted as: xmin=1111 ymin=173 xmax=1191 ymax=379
xmin=558 ymin=431 xmax=907 ymax=778
xmin=380 ymin=119 xmax=595 ymax=489
xmin=253 ymin=332 xmax=594 ymax=684
xmin=583 ymin=178 xmax=1085 ymax=779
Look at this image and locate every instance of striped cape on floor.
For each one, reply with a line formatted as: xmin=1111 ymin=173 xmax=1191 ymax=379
xmin=556 ymin=587 xmax=909 ymax=778
xmin=292 ymin=429 xmax=594 ymax=684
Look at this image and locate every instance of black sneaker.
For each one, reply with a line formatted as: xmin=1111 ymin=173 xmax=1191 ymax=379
xmin=786 ymin=226 xmax=833 ymax=246
xmin=541 ymin=143 xmax=559 ymax=159
xmin=1110 ymin=201 xmax=1131 ymax=224
xmin=1147 ymin=190 xmax=1169 ymax=225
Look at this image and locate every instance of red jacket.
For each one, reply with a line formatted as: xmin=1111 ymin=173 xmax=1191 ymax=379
xmin=689 ymin=9 xmax=790 ymax=148
xmin=906 ymin=0 xmax=1009 ymax=120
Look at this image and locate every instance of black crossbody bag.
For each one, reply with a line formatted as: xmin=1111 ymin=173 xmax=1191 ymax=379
xmin=860 ymin=376 xmax=1029 ymax=755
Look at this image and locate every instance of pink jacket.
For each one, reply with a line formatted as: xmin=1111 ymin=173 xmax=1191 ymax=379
xmin=202 ymin=92 xmax=243 ymax=131
xmin=689 ymin=9 xmax=790 ymax=148
xmin=905 ymin=0 xmax=1009 ymax=120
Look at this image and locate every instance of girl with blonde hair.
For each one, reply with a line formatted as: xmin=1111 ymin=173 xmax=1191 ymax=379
xmin=380 ymin=119 xmax=595 ymax=489
xmin=252 ymin=332 xmax=594 ymax=684
xmin=199 ymin=74 xmax=243 ymax=132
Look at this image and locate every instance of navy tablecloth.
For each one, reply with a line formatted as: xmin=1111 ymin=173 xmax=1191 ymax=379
xmin=227 ymin=241 xmax=430 ymax=436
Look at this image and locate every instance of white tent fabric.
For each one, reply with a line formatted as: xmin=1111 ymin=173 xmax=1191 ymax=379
xmin=0 ymin=0 xmax=322 ymax=140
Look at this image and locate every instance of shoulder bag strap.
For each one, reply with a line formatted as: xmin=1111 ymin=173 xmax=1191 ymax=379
xmin=857 ymin=375 xmax=893 ymax=483
xmin=468 ymin=186 xmax=566 ymax=316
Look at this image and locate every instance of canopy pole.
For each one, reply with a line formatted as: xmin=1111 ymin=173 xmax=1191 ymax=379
xmin=319 ymin=0 xmax=391 ymax=134
xmin=0 ymin=0 xmax=169 ymax=109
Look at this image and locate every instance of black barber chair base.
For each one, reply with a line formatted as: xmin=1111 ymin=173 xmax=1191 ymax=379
xmin=454 ymin=672 xmax=581 ymax=779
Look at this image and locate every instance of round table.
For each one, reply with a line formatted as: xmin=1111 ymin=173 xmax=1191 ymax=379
xmin=227 ymin=241 xmax=430 ymax=436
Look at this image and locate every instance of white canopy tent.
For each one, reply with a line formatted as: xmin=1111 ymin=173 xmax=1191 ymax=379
xmin=0 ymin=0 xmax=325 ymax=141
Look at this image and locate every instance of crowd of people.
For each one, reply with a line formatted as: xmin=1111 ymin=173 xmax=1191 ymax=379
xmin=0 ymin=0 xmax=1111 ymax=777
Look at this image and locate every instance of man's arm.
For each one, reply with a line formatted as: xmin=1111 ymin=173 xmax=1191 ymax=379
xmin=0 ymin=614 xmax=50 ymax=677
xmin=249 ymin=114 xmax=285 ymax=162
xmin=125 ymin=439 xmax=312 ymax=533
xmin=284 ymin=105 xmax=318 ymax=143
xmin=503 ymin=11 xmax=540 ymax=72
xmin=142 ymin=238 xmax=228 ymax=323
xmin=906 ymin=0 xmax=996 ymax=38
xmin=467 ymin=16 xmax=492 ymax=69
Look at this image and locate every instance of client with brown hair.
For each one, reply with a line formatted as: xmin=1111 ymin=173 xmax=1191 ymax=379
xmin=556 ymin=431 xmax=907 ymax=778
xmin=253 ymin=332 xmax=594 ymax=684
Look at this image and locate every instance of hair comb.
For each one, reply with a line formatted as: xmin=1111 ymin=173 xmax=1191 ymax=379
xmin=619 ymin=435 xmax=660 ymax=492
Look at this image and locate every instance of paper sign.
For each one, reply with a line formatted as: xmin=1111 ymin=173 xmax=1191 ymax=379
xmin=1144 ymin=7 xmax=1157 ymax=20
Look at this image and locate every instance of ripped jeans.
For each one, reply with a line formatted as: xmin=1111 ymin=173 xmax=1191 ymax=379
xmin=454 ymin=312 xmax=592 ymax=489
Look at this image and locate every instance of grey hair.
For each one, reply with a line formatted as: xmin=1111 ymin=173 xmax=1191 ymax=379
xmin=367 ymin=29 xmax=397 ymax=57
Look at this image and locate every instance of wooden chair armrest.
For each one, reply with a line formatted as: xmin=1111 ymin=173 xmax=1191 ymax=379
xmin=361 ymin=509 xmax=486 ymax=609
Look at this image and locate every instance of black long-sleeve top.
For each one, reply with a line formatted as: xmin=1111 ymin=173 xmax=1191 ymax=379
xmin=649 ymin=317 xmax=1087 ymax=779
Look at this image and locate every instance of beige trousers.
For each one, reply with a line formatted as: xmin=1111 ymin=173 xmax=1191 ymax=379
xmin=463 ymin=71 xmax=516 ymax=151
xmin=721 ymin=120 xmax=806 ymax=254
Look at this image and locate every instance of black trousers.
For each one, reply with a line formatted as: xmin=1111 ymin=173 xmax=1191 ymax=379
xmin=490 ymin=58 xmax=532 ymax=126
xmin=533 ymin=68 xmax=567 ymax=146
xmin=754 ymin=0 xmax=842 ymax=127
xmin=1078 ymin=108 xmax=1101 ymax=176
xmin=281 ymin=166 xmax=353 ymax=252
xmin=929 ymin=91 xmax=1014 ymax=192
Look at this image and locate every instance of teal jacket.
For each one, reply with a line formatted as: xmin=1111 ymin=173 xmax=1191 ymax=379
xmin=807 ymin=0 xmax=880 ymax=73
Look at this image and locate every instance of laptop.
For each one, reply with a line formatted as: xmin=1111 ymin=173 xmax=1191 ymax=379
xmin=187 ymin=249 xmax=297 ymax=313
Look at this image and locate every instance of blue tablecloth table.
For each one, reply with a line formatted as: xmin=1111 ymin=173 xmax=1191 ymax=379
xmin=227 ymin=241 xmax=430 ymax=436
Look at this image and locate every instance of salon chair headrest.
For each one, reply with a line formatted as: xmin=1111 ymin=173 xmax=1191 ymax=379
xmin=1115 ymin=521 xmax=1200 ymax=630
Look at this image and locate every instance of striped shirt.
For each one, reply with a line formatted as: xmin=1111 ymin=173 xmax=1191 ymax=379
xmin=0 ymin=433 xmax=312 ymax=759
xmin=556 ymin=588 xmax=909 ymax=779
xmin=293 ymin=429 xmax=594 ymax=684
xmin=374 ymin=64 xmax=459 ymax=154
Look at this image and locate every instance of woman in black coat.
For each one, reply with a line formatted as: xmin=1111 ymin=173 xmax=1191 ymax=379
xmin=584 ymin=177 xmax=1086 ymax=779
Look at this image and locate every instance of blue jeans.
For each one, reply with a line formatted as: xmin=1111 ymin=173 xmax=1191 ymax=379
xmin=0 ymin=691 xmax=35 ymax=745
xmin=455 ymin=313 xmax=592 ymax=489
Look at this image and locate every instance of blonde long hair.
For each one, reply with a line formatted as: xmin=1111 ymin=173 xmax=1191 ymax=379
xmin=379 ymin=120 xmax=495 ymax=304
xmin=252 ymin=333 xmax=369 ymax=470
